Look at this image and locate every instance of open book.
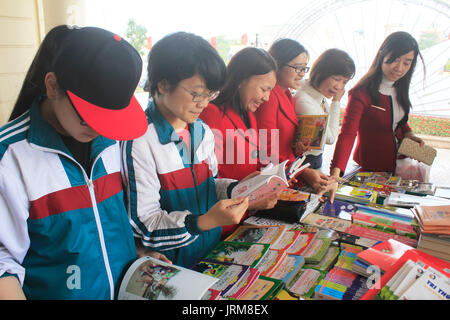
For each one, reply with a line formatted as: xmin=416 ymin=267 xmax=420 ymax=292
xmin=231 ymin=158 xmax=310 ymax=205
xmin=118 ymin=256 xmax=218 ymax=300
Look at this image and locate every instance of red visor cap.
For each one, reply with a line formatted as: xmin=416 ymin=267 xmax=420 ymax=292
xmin=67 ymin=90 xmax=147 ymax=141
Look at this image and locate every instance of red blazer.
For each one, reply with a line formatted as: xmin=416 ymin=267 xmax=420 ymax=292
xmin=200 ymin=103 xmax=261 ymax=181
xmin=254 ymin=84 xmax=298 ymax=165
xmin=331 ymin=87 xmax=412 ymax=174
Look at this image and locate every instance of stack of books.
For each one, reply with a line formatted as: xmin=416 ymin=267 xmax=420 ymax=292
xmin=414 ymin=205 xmax=450 ymax=262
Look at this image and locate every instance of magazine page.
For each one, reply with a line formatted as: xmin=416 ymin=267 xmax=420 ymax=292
xmin=118 ymin=256 xmax=218 ymax=300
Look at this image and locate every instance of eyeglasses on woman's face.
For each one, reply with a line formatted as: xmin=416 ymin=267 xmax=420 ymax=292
xmin=285 ymin=64 xmax=310 ymax=74
xmin=180 ymin=85 xmax=219 ymax=103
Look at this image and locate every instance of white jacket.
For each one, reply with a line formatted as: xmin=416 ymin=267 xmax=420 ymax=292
xmin=294 ymin=79 xmax=341 ymax=156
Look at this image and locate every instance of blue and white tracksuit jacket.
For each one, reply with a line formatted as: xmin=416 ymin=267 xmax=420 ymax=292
xmin=121 ymin=100 xmax=236 ymax=268
xmin=0 ymin=97 xmax=136 ymax=299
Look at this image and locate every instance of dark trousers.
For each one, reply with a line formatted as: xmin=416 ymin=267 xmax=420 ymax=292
xmin=305 ymin=153 xmax=323 ymax=170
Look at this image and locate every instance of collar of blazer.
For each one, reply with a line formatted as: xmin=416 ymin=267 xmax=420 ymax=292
xmin=272 ymin=84 xmax=298 ymax=126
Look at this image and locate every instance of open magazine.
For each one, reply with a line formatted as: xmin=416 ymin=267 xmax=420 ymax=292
xmin=118 ymin=256 xmax=218 ymax=300
xmin=231 ymin=158 xmax=310 ymax=205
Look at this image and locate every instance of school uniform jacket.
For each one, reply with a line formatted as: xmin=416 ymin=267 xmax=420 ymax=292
xmin=122 ymin=100 xmax=235 ymax=268
xmin=254 ymin=84 xmax=298 ymax=164
xmin=0 ymin=97 xmax=136 ymax=299
xmin=331 ymin=87 xmax=412 ymax=174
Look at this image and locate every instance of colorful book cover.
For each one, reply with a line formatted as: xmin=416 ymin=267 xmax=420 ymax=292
xmin=278 ymin=188 xmax=311 ymax=202
xmin=335 ymin=185 xmax=377 ymax=205
xmin=271 ymin=230 xmax=301 ymax=251
xmin=306 ymin=246 xmax=340 ymax=272
xmin=254 ymin=249 xmax=287 ymax=277
xmin=344 ymin=224 xmax=418 ymax=247
xmin=321 ymin=200 xmax=355 ymax=220
xmin=301 ymin=213 xmax=352 ymax=233
xmin=286 ymin=267 xmax=325 ymax=298
xmin=285 ymin=232 xmax=315 ymax=255
xmin=239 ymin=276 xmax=284 ymax=300
xmin=204 ymin=241 xmax=270 ymax=268
xmin=301 ymin=237 xmax=332 ymax=264
xmin=268 ymin=254 xmax=305 ymax=284
xmin=351 ymin=211 xmax=418 ymax=238
xmin=224 ymin=225 xmax=285 ymax=245
xmin=361 ymin=248 xmax=450 ymax=300
xmin=356 ymin=239 xmax=412 ymax=274
xmin=295 ymin=114 xmax=328 ymax=150
xmin=193 ymin=260 xmax=250 ymax=296
xmin=224 ymin=267 xmax=261 ymax=299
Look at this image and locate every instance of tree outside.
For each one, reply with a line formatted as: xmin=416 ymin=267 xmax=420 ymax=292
xmin=125 ymin=18 xmax=148 ymax=57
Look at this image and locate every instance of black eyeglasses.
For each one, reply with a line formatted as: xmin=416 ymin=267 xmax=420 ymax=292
xmin=180 ymin=85 xmax=219 ymax=103
xmin=66 ymin=94 xmax=88 ymax=126
xmin=285 ymin=64 xmax=310 ymax=74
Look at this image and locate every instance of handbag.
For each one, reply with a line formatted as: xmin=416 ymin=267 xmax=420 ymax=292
xmin=253 ymin=200 xmax=307 ymax=223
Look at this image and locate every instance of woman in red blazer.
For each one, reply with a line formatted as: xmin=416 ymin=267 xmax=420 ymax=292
xmin=254 ymin=38 xmax=335 ymax=193
xmin=331 ymin=31 xmax=425 ymax=177
xmin=200 ymin=47 xmax=279 ymax=236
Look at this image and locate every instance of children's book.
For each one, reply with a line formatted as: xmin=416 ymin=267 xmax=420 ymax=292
xmin=285 ymin=267 xmax=326 ymax=298
xmin=295 ymin=114 xmax=328 ymax=150
xmin=204 ymin=241 xmax=270 ymax=268
xmin=118 ymin=256 xmax=217 ymax=300
xmin=271 ymin=230 xmax=302 ymax=252
xmin=239 ymin=276 xmax=284 ymax=300
xmin=254 ymin=249 xmax=287 ymax=277
xmin=231 ymin=159 xmax=310 ymax=206
xmin=334 ymin=185 xmax=378 ymax=205
xmin=321 ymin=200 xmax=356 ymax=220
xmin=301 ymin=213 xmax=352 ymax=233
xmin=193 ymin=260 xmax=250 ymax=297
xmin=268 ymin=254 xmax=305 ymax=284
xmin=306 ymin=246 xmax=340 ymax=272
xmin=224 ymin=225 xmax=285 ymax=245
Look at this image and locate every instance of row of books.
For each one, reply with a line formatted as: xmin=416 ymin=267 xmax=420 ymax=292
xmin=194 ymin=223 xmax=345 ymax=300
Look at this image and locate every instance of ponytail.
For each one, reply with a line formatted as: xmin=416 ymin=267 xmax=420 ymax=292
xmin=9 ymin=25 xmax=73 ymax=121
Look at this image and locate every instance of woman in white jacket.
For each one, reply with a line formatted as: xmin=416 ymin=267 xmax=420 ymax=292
xmin=294 ymin=48 xmax=355 ymax=169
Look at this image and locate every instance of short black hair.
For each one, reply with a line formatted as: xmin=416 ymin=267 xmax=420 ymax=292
xmin=309 ymin=48 xmax=355 ymax=89
xmin=145 ymin=32 xmax=226 ymax=97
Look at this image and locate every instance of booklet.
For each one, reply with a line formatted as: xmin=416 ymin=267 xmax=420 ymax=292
xmin=231 ymin=159 xmax=310 ymax=205
xmin=204 ymin=241 xmax=270 ymax=268
xmin=295 ymin=114 xmax=329 ymax=150
xmin=117 ymin=256 xmax=218 ymax=300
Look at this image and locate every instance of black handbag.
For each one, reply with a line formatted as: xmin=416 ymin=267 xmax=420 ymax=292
xmin=253 ymin=200 xmax=307 ymax=223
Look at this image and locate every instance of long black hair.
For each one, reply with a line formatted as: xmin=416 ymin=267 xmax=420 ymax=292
xmin=354 ymin=31 xmax=425 ymax=112
xmin=212 ymin=47 xmax=277 ymax=113
xmin=9 ymin=25 xmax=73 ymax=121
